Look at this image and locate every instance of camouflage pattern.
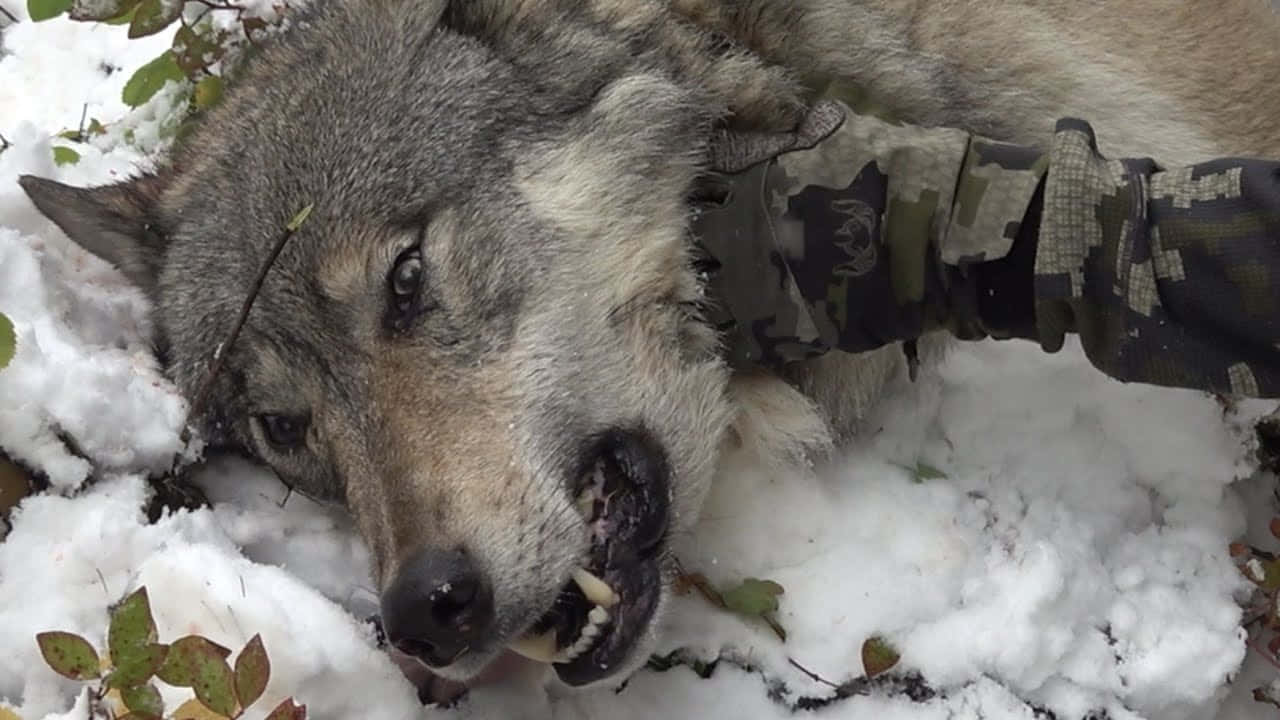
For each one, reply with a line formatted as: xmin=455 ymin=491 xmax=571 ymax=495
xmin=1035 ymin=118 xmax=1280 ymax=396
xmin=693 ymin=103 xmax=1280 ymax=398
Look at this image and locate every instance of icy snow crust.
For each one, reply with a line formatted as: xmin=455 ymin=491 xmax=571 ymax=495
xmin=0 ymin=7 xmax=1274 ymax=720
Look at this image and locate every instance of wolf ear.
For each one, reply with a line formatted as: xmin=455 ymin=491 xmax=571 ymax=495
xmin=18 ymin=173 xmax=169 ymax=291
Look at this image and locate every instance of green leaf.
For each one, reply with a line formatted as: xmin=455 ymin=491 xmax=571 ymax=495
xmin=157 ymin=636 xmax=232 ymax=687
xmin=913 ymin=462 xmax=947 ymax=481
xmin=234 ymin=634 xmax=270 ymax=708
xmin=109 ymin=588 xmax=157 ymax=660
xmin=264 ymin=698 xmax=307 ymax=720
xmin=128 ymin=0 xmax=182 ymax=39
xmin=52 ymin=146 xmax=80 ymax=166
xmin=69 ymin=0 xmax=138 ymax=21
xmin=106 ymin=643 xmax=167 ymax=688
xmin=102 ymin=3 xmax=140 ymax=24
xmin=36 ymin=631 xmax=101 ymax=680
xmin=87 ymin=118 xmax=107 ymax=136
xmin=720 ymin=578 xmax=785 ymax=617
xmin=121 ymin=683 xmax=164 ymax=717
xmin=27 ymin=0 xmax=72 ymax=21
xmin=172 ymin=23 xmax=227 ymax=78
xmin=193 ymin=75 xmax=224 ymax=110
xmin=191 ymin=655 xmax=237 ymax=717
xmin=0 ymin=313 xmax=15 ymax=371
xmin=894 ymin=460 xmax=948 ymax=483
xmin=286 ymin=204 xmax=313 ymax=232
xmin=861 ymin=636 xmax=900 ymax=678
xmin=121 ymin=51 xmax=185 ymax=108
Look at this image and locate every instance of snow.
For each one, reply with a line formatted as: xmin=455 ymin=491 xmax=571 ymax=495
xmin=1 ymin=5 xmax=1279 ymax=720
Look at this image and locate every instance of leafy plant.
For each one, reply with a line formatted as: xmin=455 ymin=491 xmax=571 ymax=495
xmin=27 ymin=0 xmax=292 ymax=148
xmin=34 ymin=587 xmax=306 ymax=720
xmin=0 ymin=313 xmax=14 ymax=370
xmin=676 ymin=570 xmax=788 ymax=641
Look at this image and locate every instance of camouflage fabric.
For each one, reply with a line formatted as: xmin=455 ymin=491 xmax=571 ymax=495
xmin=693 ymin=103 xmax=1280 ymax=398
xmin=1035 ymin=118 xmax=1280 ymax=396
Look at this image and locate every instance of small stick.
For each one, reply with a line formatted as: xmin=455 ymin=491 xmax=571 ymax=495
xmin=788 ymin=657 xmax=841 ymax=689
xmin=0 ymin=5 xmax=17 ymax=24
xmin=181 ymin=203 xmax=312 ymax=442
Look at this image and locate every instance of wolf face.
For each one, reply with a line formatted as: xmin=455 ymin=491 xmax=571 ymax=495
xmin=18 ymin=0 xmax=813 ymax=687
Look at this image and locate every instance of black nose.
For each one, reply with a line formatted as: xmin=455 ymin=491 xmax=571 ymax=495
xmin=380 ymin=547 xmax=495 ymax=667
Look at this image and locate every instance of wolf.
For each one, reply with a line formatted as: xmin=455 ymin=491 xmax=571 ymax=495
xmin=17 ymin=0 xmax=1280 ymax=692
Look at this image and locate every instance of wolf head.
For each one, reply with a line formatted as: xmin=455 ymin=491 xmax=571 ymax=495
xmin=20 ymin=0 xmax=809 ymax=688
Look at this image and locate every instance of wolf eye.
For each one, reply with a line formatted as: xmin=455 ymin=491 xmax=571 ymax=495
xmin=389 ymin=247 xmax=424 ymax=316
xmin=259 ymin=414 xmax=309 ymax=450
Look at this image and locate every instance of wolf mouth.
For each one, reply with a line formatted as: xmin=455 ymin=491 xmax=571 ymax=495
xmin=508 ymin=430 xmax=670 ymax=686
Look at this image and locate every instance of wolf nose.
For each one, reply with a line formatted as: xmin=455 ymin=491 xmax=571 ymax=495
xmin=381 ymin=547 xmax=495 ymax=668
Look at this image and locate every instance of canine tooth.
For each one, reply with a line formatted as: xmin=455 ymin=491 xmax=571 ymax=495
xmin=573 ymin=567 xmax=619 ymax=607
xmin=508 ymin=629 xmax=558 ymax=663
xmin=588 ymin=606 xmax=609 ymax=624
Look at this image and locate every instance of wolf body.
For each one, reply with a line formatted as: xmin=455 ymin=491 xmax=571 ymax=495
xmin=19 ymin=0 xmax=1280 ymax=690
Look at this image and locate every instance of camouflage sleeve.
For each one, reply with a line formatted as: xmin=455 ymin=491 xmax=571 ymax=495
xmin=694 ymin=104 xmax=1280 ymax=397
xmin=1033 ymin=119 xmax=1280 ymax=396
xmin=695 ymin=104 xmax=1048 ymax=367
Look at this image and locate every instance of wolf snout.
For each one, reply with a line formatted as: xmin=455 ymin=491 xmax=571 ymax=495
xmin=381 ymin=547 xmax=495 ymax=668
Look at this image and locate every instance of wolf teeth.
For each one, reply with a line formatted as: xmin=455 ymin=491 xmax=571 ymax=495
xmin=572 ymin=567 xmax=619 ymax=607
xmin=553 ymin=604 xmax=612 ymax=664
xmin=508 ymin=629 xmax=558 ymax=663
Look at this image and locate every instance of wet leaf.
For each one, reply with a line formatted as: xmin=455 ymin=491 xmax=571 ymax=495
xmin=264 ymin=698 xmax=307 ymax=720
xmin=172 ymin=24 xmax=227 ymax=77
xmin=170 ymin=698 xmax=226 ymax=720
xmin=27 ymin=0 xmax=72 ymax=21
xmin=0 ymin=313 xmax=14 ymax=370
xmin=895 ymin=461 xmax=947 ymax=483
xmin=720 ymin=578 xmax=784 ymax=617
xmin=121 ymin=683 xmax=163 ymax=717
xmin=129 ymin=0 xmax=182 ymax=39
xmin=52 ymin=146 xmax=80 ymax=166
xmin=103 ymin=3 xmax=139 ymax=24
xmin=861 ymin=636 xmax=900 ymax=678
xmin=234 ymin=634 xmax=270 ymax=708
xmin=0 ymin=707 xmax=23 ymax=720
xmin=106 ymin=643 xmax=167 ymax=688
xmin=157 ymin=636 xmax=232 ymax=687
xmin=287 ymin=204 xmax=313 ymax=232
xmin=191 ymin=654 xmax=237 ymax=717
xmin=36 ymin=631 xmax=101 ymax=680
xmin=87 ymin=118 xmax=107 ymax=136
xmin=194 ymin=75 xmax=224 ymax=110
xmin=121 ymin=51 xmax=185 ymax=108
xmin=69 ymin=0 xmax=137 ymax=21
xmin=109 ymin=588 xmax=157 ymax=660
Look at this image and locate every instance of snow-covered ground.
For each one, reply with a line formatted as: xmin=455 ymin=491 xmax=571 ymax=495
xmin=2 ymin=5 xmax=1279 ymax=720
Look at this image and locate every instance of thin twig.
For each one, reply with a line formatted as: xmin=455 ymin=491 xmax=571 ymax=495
xmin=180 ymin=204 xmax=312 ymax=443
xmin=788 ymin=657 xmax=841 ymax=689
xmin=0 ymin=4 xmax=17 ymax=24
xmin=0 ymin=131 xmax=9 ymax=151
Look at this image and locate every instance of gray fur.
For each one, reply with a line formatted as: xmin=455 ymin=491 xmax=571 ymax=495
xmin=19 ymin=0 xmax=1280 ymax=687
